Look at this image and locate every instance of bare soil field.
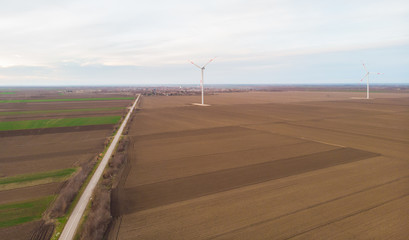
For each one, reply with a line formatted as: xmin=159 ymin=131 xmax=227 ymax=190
xmin=0 ymin=130 xmax=110 ymax=176
xmin=0 ymin=220 xmax=43 ymax=240
xmin=0 ymin=124 xmax=114 ymax=138
xmin=0 ymin=110 xmax=127 ymax=122
xmin=140 ymin=91 xmax=409 ymax=109
xmin=0 ymin=182 xmax=61 ymax=204
xmin=0 ymin=99 xmax=131 ymax=112
xmin=113 ymin=91 xmax=409 ymax=239
xmin=0 ymin=88 xmax=132 ymax=100
xmin=0 ymin=89 xmax=135 ymax=238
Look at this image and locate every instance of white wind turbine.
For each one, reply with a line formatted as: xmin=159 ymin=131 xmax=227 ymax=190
xmin=360 ymin=63 xmax=384 ymax=99
xmin=190 ymin=57 xmax=216 ymax=105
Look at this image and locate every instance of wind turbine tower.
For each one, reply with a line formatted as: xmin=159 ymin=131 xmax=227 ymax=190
xmin=190 ymin=57 xmax=216 ymax=105
xmin=360 ymin=63 xmax=383 ymax=99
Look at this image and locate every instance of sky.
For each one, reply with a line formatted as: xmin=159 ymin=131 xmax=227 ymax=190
xmin=0 ymin=0 xmax=408 ymax=86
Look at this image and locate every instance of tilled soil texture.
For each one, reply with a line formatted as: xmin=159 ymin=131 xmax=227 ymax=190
xmin=120 ymin=148 xmax=379 ymax=213
xmin=0 ymin=110 xmax=126 ymax=122
xmin=0 ymin=124 xmax=114 ymax=137
xmin=0 ymin=90 xmax=131 ymax=101
xmin=0 ymin=99 xmax=131 ymax=112
xmin=0 ymin=220 xmax=43 ymax=240
xmin=140 ymin=91 xmax=409 ymax=109
xmin=0 ymin=130 xmax=110 ymax=176
xmin=0 ymin=182 xmax=61 ymax=204
xmin=113 ymin=91 xmax=409 ymax=240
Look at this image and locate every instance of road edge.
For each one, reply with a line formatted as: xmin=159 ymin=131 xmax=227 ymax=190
xmin=58 ymin=94 xmax=140 ymax=240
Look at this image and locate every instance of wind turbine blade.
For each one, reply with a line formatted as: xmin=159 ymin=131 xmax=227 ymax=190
xmin=362 ymin=62 xmax=369 ymax=73
xmin=189 ymin=60 xmax=201 ymax=69
xmin=360 ymin=72 xmax=369 ymax=82
xmin=203 ymin=57 xmax=217 ymax=68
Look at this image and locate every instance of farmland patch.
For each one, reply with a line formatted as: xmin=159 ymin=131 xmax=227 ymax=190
xmin=120 ymin=148 xmax=379 ymax=213
xmin=0 ymin=116 xmax=121 ymax=131
xmin=0 ymin=168 xmax=76 ymax=190
xmin=0 ymin=97 xmax=133 ymax=103
xmin=0 ymin=195 xmax=55 ymax=228
xmin=0 ymin=107 xmax=125 ymax=116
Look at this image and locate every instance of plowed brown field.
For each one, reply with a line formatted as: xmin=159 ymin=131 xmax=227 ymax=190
xmin=0 ymin=129 xmax=110 ymax=176
xmin=113 ymin=91 xmax=409 ymax=240
xmin=0 ymin=99 xmax=131 ymax=112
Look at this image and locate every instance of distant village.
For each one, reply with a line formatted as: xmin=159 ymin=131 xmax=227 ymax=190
xmin=55 ymin=84 xmax=409 ymax=97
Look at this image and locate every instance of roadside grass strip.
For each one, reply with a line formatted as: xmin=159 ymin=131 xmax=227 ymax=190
xmin=0 ymin=115 xmax=121 ymax=131
xmin=0 ymin=195 xmax=55 ymax=228
xmin=0 ymin=168 xmax=76 ymax=191
xmin=0 ymin=92 xmax=16 ymax=95
xmin=0 ymin=97 xmax=133 ymax=103
xmin=0 ymin=107 xmax=126 ymax=116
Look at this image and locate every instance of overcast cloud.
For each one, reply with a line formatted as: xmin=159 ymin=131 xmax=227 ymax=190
xmin=0 ymin=0 xmax=408 ymax=86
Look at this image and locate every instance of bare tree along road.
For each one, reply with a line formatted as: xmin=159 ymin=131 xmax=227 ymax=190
xmin=59 ymin=94 xmax=140 ymax=240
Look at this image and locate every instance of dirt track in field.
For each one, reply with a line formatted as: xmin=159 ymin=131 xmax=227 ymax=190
xmin=112 ymin=91 xmax=409 ymax=240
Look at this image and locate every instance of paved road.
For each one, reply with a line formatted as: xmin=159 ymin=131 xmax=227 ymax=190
xmin=59 ymin=94 xmax=140 ymax=240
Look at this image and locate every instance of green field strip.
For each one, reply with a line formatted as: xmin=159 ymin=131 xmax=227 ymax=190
xmin=0 ymin=115 xmax=121 ymax=131
xmin=0 ymin=97 xmax=133 ymax=103
xmin=0 ymin=168 xmax=76 ymax=186
xmin=0 ymin=92 xmax=16 ymax=95
xmin=0 ymin=107 xmax=126 ymax=116
xmin=0 ymin=195 xmax=55 ymax=228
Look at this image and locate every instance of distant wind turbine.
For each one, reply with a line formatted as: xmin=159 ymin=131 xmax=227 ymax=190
xmin=360 ymin=63 xmax=384 ymax=99
xmin=189 ymin=57 xmax=216 ymax=105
